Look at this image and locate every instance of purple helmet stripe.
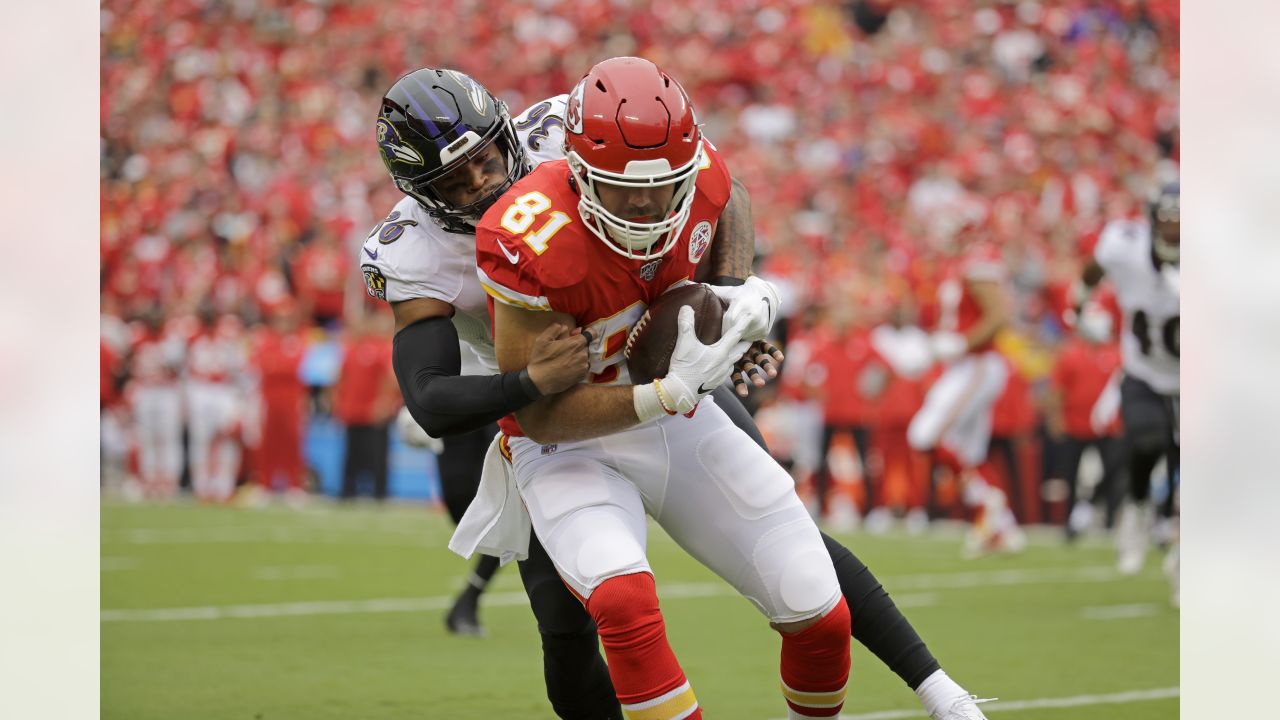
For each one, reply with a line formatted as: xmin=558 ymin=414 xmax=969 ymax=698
xmin=405 ymin=74 xmax=462 ymax=150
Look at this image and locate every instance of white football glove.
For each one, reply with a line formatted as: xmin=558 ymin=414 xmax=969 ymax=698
xmin=929 ymin=331 xmax=969 ymax=364
xmin=648 ymin=306 xmax=752 ymax=416
xmin=710 ymin=276 xmax=781 ymax=343
xmin=395 ymin=406 xmax=444 ymax=454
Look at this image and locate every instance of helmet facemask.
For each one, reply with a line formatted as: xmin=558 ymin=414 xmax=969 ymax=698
xmin=392 ymin=101 xmax=528 ymax=234
xmin=566 ymin=142 xmax=703 ymax=261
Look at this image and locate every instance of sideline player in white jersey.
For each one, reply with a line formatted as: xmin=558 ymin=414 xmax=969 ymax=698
xmin=366 ymin=66 xmax=991 ymax=720
xmin=185 ymin=309 xmax=249 ymax=503
xmin=1080 ymin=183 xmax=1179 ymax=600
xmin=907 ymin=232 xmax=1024 ymax=557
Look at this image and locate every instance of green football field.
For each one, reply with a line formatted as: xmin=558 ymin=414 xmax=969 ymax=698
xmin=101 ymin=501 xmax=1178 ymax=719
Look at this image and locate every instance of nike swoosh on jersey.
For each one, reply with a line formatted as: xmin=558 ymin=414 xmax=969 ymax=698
xmin=697 ymin=382 xmax=718 ymax=394
xmin=363 ymin=246 xmax=379 ymax=260
xmin=497 ymin=241 xmax=521 ymax=264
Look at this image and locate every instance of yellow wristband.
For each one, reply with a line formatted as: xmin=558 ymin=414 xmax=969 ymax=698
xmin=652 ymin=379 xmax=679 ymax=415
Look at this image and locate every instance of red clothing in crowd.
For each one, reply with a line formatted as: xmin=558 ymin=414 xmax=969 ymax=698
xmin=101 ymin=341 xmax=121 ymax=408
xmin=1052 ymin=337 xmax=1123 ymax=439
xmin=253 ymin=328 xmax=308 ymax=489
xmin=808 ymin=328 xmax=877 ymax=427
xmin=333 ymin=334 xmax=397 ymax=427
xmin=291 ymin=240 xmax=349 ymax=322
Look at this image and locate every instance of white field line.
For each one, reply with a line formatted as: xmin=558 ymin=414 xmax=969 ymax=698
xmin=251 ymin=565 xmax=342 ymax=581
xmin=100 ymin=557 xmax=139 ymax=572
xmin=105 ymin=526 xmax=441 ymax=546
xmin=1080 ymin=603 xmax=1162 ymax=620
xmin=100 ymin=564 xmax=1125 ymax=624
xmin=800 ymin=686 xmax=1180 ymax=720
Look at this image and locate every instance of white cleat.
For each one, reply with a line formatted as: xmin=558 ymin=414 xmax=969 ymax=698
xmin=963 ymin=497 xmax=1024 ymax=559
xmin=864 ymin=507 xmax=895 ymax=535
xmin=932 ymin=694 xmax=994 ymax=720
xmin=905 ymin=508 xmax=931 ymax=536
xmin=1115 ymin=502 xmax=1152 ymax=575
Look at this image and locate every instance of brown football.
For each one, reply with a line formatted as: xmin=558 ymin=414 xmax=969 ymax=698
xmin=624 ymin=283 xmax=726 ymax=384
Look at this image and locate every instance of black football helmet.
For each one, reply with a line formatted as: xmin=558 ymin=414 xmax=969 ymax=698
xmin=1148 ymin=181 xmax=1179 ymax=265
xmin=377 ymin=68 xmax=528 ymax=233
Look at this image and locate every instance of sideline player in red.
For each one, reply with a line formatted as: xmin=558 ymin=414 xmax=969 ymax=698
xmin=477 ymin=56 xmax=849 ymax=720
xmin=907 ymin=230 xmax=1025 ymax=556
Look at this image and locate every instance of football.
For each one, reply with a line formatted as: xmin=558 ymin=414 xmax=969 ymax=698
xmin=624 ymin=283 xmax=726 ymax=384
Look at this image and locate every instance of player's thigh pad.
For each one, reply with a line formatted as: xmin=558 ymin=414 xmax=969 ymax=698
xmin=908 ymin=357 xmax=979 ymax=451
xmin=939 ymin=353 xmax=1008 ymax=466
xmin=508 ymin=437 xmax=651 ymax=600
xmin=640 ymin=399 xmax=840 ymax=624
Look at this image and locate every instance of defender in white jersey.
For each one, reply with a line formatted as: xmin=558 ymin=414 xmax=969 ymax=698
xmin=1082 ymin=182 xmax=1179 ymax=597
xmin=366 ymin=68 xmax=612 ymax=719
xmin=367 ymin=67 xmax=993 ymax=720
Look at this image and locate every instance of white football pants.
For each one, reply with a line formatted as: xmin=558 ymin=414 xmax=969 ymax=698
xmin=907 ymin=351 xmax=1009 ymax=468
xmin=507 ymin=394 xmax=840 ymax=624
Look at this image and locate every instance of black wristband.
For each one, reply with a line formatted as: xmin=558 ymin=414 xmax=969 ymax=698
xmin=710 ymin=275 xmax=746 ymax=286
xmin=517 ymin=368 xmax=543 ymax=400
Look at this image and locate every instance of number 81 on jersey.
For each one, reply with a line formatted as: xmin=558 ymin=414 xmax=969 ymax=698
xmin=500 ymin=192 xmax=572 ymax=255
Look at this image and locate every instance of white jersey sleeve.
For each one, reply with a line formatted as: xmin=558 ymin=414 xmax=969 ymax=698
xmin=359 ymin=196 xmax=499 ymax=374
xmin=360 ymin=197 xmax=477 ymax=305
xmin=512 ymin=95 xmax=569 ymax=165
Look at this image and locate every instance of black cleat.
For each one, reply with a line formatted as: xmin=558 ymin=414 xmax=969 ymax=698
xmin=445 ymin=594 xmax=485 ymax=637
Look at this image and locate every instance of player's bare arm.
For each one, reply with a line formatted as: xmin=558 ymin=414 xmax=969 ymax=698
xmin=494 ymin=301 xmax=640 ymax=444
xmin=964 ymin=278 xmax=1010 ymax=351
xmin=392 ymin=296 xmax=453 ymax=334
xmin=698 ymin=176 xmax=784 ymax=395
xmin=700 ymin=175 xmax=754 ymax=284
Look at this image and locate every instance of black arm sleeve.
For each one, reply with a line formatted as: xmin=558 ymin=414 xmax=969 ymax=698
xmin=392 ymin=316 xmax=541 ymax=438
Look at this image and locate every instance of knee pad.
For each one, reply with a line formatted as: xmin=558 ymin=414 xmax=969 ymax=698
xmin=755 ymin=519 xmax=841 ymax=623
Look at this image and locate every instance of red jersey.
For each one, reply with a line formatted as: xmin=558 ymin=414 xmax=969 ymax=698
xmin=476 ymin=149 xmax=733 ymax=437
xmin=1052 ymin=338 xmax=1122 ymax=438
xmin=333 ymin=335 xmax=396 ymax=426
xmin=936 ymin=242 xmax=1005 ymax=354
xmin=253 ymin=329 xmax=307 ymax=409
xmin=807 ymin=328 xmax=876 ymax=426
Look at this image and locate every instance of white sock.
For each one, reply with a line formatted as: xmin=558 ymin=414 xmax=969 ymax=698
xmin=915 ymin=669 xmax=967 ymax=717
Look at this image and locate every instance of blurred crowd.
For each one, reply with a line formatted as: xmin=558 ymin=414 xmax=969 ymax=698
xmin=100 ymin=0 xmax=1178 ymax=528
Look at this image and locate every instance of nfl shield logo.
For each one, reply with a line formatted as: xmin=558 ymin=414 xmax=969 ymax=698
xmin=639 ymin=259 xmax=663 ymax=282
xmin=688 ymin=221 xmax=713 ymax=263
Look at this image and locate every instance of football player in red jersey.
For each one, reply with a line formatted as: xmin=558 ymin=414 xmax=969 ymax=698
xmin=379 ymin=64 xmax=991 ymax=720
xmin=477 ymin=56 xmax=846 ymax=720
xmin=907 ymin=230 xmax=1025 ymax=556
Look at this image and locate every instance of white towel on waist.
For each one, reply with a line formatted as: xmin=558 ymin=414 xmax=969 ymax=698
xmin=447 ymin=433 xmax=531 ymax=566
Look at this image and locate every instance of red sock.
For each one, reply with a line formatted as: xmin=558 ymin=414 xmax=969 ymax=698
xmin=586 ymin=573 xmax=700 ymax=719
xmin=779 ymin=598 xmax=851 ymax=718
xmin=933 ymin=445 xmax=967 ymax=476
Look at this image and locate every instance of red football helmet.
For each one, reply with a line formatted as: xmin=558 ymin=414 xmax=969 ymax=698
xmin=563 ymin=57 xmax=703 ymax=260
